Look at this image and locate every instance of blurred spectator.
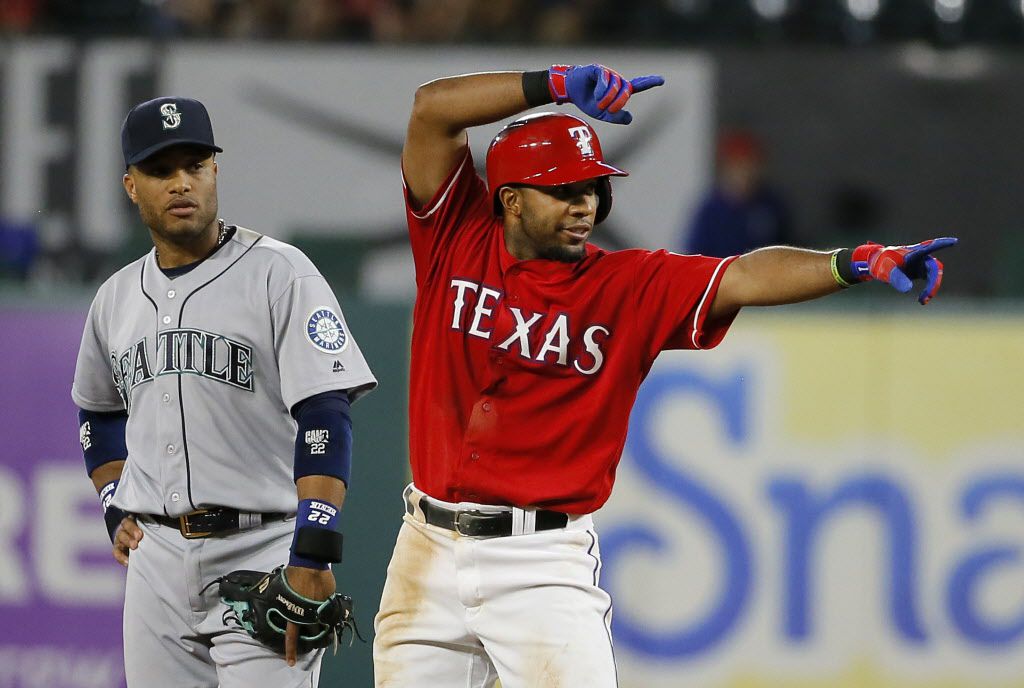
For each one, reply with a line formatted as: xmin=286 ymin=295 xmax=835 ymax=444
xmin=399 ymin=0 xmax=473 ymax=42
xmin=533 ymin=0 xmax=588 ymax=44
xmin=144 ymin=0 xmax=220 ymax=37
xmin=136 ymin=0 xmax=402 ymax=41
xmin=221 ymin=0 xmax=291 ymax=39
xmin=46 ymin=0 xmax=145 ymax=35
xmin=466 ymin=0 xmax=530 ymax=43
xmin=404 ymin=0 xmax=597 ymax=45
xmin=19 ymin=0 xmax=1024 ymax=45
xmin=0 ymin=0 xmax=42 ymax=32
xmin=0 ymin=220 xmax=40 ymax=281
xmin=681 ymin=128 xmax=793 ymax=258
xmin=332 ymin=0 xmax=410 ymax=42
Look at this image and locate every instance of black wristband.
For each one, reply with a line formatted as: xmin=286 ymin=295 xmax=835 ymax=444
xmin=833 ymin=248 xmax=860 ymax=287
xmin=294 ymin=526 xmax=344 ymax=564
xmin=104 ymin=505 xmax=128 ymax=543
xmin=522 ymin=70 xmax=553 ymax=108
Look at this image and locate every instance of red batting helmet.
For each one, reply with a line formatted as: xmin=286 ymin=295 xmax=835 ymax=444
xmin=486 ymin=112 xmax=628 ymax=224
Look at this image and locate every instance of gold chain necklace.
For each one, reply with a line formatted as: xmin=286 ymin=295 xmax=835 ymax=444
xmin=155 ymin=219 xmax=228 ymax=263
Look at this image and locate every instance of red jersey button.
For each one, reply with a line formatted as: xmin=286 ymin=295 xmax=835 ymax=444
xmin=470 ymin=452 xmax=480 ymax=461
xmin=482 ymin=402 xmax=492 ymax=412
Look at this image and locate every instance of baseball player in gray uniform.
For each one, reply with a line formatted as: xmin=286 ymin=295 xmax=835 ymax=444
xmin=72 ymin=96 xmax=376 ymax=687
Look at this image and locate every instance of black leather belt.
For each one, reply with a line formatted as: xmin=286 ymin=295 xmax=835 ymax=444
xmin=152 ymin=508 xmax=287 ymax=539
xmin=418 ymin=499 xmax=568 ymax=537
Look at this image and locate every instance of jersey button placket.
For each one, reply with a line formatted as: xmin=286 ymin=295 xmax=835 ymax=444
xmin=162 ymin=315 xmax=171 ymax=325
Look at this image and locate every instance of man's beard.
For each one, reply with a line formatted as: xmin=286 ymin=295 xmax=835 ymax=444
xmin=538 ymin=243 xmax=586 ymax=264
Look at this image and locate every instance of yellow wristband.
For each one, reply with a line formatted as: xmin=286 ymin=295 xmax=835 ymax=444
xmin=830 ymin=250 xmax=856 ymax=288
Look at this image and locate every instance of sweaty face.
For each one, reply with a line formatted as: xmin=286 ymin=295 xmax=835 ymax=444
xmin=123 ymin=145 xmax=219 ymax=246
xmin=508 ymin=180 xmax=600 ymax=263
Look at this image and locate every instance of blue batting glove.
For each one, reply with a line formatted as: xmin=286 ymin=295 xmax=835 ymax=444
xmin=849 ymin=236 xmax=958 ymax=305
xmin=548 ymin=64 xmax=664 ymax=125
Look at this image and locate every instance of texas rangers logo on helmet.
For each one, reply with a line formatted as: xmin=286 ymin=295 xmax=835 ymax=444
xmin=306 ymin=307 xmax=348 ymax=353
xmin=160 ymin=103 xmax=182 ymax=130
xmin=567 ymin=125 xmax=594 ymax=156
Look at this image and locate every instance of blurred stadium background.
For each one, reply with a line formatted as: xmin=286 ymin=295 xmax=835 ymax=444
xmin=2 ymin=1 xmax=1023 ymax=687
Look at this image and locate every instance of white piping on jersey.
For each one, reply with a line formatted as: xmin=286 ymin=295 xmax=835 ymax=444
xmin=408 ymin=154 xmax=470 ymax=220
xmin=691 ymin=257 xmax=730 ymax=350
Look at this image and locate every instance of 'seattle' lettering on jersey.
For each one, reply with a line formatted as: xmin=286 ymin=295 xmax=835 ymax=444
xmin=110 ymin=328 xmax=255 ymax=411
xmin=72 ymin=226 xmax=377 ymax=516
xmin=405 ymin=152 xmax=737 ymax=514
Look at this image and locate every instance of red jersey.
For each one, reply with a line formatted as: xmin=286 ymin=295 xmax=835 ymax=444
xmin=405 ymin=151 xmax=737 ymax=513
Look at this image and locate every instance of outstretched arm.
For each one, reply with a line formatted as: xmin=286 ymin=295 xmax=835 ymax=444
xmin=709 ymin=238 xmax=958 ymax=321
xmin=403 ymin=65 xmax=665 ymax=207
xmin=709 ymin=247 xmax=838 ymax=321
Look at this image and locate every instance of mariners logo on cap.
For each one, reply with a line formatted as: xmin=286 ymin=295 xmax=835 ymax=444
xmin=306 ymin=307 xmax=348 ymax=353
xmin=160 ymin=103 xmax=182 ymax=130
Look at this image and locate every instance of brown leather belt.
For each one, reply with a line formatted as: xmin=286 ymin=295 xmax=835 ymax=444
xmin=151 ymin=508 xmax=287 ymax=539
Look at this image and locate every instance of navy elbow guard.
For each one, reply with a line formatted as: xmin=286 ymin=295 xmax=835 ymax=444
xmin=78 ymin=408 xmax=128 ymax=476
xmin=292 ymin=391 xmax=353 ymax=485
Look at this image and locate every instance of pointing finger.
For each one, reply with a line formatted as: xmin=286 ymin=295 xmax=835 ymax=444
xmin=285 ymin=621 xmax=298 ymax=666
xmin=629 ymin=75 xmax=665 ymax=94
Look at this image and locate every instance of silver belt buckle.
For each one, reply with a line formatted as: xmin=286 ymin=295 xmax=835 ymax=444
xmin=454 ymin=510 xmax=482 ymax=536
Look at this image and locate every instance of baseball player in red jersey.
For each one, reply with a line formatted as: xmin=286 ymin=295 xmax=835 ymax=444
xmin=372 ymin=64 xmax=956 ymax=687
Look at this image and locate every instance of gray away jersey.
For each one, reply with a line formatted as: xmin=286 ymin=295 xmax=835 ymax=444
xmin=72 ymin=226 xmax=377 ymax=517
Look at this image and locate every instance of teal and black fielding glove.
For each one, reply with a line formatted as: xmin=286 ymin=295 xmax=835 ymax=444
xmin=211 ymin=566 xmax=360 ymax=655
xmin=833 ymin=237 xmax=958 ymax=304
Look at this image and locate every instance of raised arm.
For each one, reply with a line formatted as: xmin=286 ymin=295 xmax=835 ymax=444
xmin=403 ymin=72 xmax=529 ymax=208
xmin=709 ymin=238 xmax=958 ymax=321
xmin=403 ymin=65 xmax=665 ymax=207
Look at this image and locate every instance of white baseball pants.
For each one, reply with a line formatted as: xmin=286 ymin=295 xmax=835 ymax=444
xmin=373 ymin=485 xmax=618 ymax=687
xmin=123 ymin=516 xmax=323 ymax=688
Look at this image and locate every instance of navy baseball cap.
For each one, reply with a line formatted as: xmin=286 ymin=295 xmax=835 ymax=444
xmin=121 ymin=96 xmax=223 ymax=167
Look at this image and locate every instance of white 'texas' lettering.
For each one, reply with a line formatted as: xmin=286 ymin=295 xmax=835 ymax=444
xmin=468 ymin=287 xmax=502 ymax=339
xmin=447 ymin=278 xmax=610 ymax=376
xmin=450 ymin=279 xmax=480 ymax=329
xmin=574 ymin=325 xmax=610 ymax=375
xmin=495 ymin=308 xmax=544 ymax=358
xmin=535 ymin=313 xmax=570 ymax=366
